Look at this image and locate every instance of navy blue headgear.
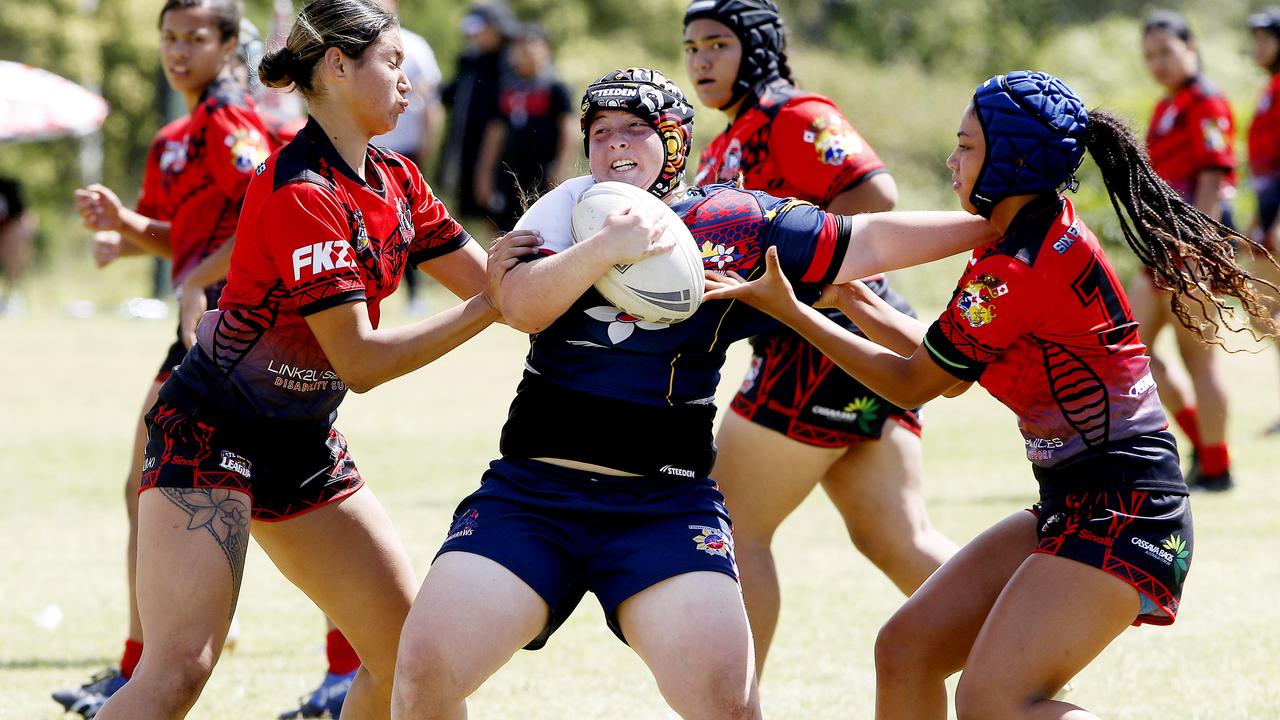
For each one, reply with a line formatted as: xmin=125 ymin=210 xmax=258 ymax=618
xmin=684 ymin=0 xmax=785 ymax=109
xmin=969 ymin=71 xmax=1090 ymax=218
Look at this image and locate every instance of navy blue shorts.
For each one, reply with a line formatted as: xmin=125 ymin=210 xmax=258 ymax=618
xmin=436 ymin=458 xmax=738 ymax=649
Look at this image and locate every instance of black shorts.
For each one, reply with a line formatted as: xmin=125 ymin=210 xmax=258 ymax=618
xmin=1030 ymin=433 xmax=1192 ymax=625
xmin=140 ymin=399 xmax=363 ymax=522
xmin=731 ymin=329 xmax=921 ymax=448
xmin=1256 ymin=176 xmax=1280 ymax=250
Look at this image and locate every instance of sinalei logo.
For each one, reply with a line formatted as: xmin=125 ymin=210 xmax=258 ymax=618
xmin=1161 ymin=533 xmax=1190 ymax=584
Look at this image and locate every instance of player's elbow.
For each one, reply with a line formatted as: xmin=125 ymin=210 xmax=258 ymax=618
xmin=499 ymin=301 xmax=552 ymax=334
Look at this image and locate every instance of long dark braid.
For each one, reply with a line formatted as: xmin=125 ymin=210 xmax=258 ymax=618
xmin=1085 ymin=110 xmax=1279 ymax=342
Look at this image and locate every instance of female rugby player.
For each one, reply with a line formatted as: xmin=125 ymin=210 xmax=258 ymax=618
xmin=683 ymin=0 xmax=955 ymax=674
xmin=61 ymin=0 xmax=275 ymax=714
xmin=1136 ymin=10 xmax=1238 ymax=490
xmin=391 ymin=67 xmax=1003 ymax=720
xmin=94 ymin=0 xmax=535 ymax=717
xmin=704 ymin=70 xmax=1274 ymax=720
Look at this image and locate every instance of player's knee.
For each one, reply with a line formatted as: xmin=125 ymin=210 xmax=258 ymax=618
xmin=392 ymin=635 xmax=466 ymax=712
xmin=953 ymin=672 xmax=1019 ymax=720
xmin=136 ymin=649 xmax=216 ymax=712
xmin=875 ymin=609 xmax=938 ymax=680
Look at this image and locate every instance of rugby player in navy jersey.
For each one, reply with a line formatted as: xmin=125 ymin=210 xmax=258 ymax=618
xmin=704 ymin=71 xmax=1276 ymax=720
xmin=92 ymin=0 xmax=537 ymax=717
xmin=391 ymin=67 xmax=1003 ymax=720
xmin=684 ymin=0 xmax=956 ymax=676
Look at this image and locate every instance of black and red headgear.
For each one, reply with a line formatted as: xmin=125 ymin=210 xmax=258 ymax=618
xmin=580 ymin=67 xmax=696 ymax=199
xmin=683 ymin=0 xmax=785 ymax=109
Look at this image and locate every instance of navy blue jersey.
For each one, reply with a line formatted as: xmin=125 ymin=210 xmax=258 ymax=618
xmin=501 ymin=176 xmax=849 ymax=477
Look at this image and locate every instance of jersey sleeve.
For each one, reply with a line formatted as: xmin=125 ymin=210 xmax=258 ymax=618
xmin=262 ymin=181 xmax=367 ymax=316
xmin=757 ymin=194 xmax=851 ymax=286
xmin=204 ymin=103 xmax=273 ymax=201
xmin=1190 ymin=95 xmax=1236 ymax=172
xmin=404 ymin=161 xmax=471 ymax=267
xmin=923 ymin=254 xmax=1032 ymax=381
xmin=512 ymin=175 xmax=593 ymax=258
xmin=771 ymin=100 xmax=887 ymax=205
xmin=135 ymin=135 xmax=170 ymax=220
xmin=551 ymin=81 xmax=572 ymax=118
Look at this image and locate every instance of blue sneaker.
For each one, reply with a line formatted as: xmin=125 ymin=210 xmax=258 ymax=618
xmin=278 ymin=670 xmax=357 ymax=719
xmin=52 ymin=667 xmax=127 ymax=718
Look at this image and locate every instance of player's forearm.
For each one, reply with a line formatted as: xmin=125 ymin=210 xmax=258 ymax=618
xmin=117 ymin=209 xmax=172 ymax=257
xmin=418 ymin=240 xmax=487 ymax=299
xmin=499 ymin=241 xmax=616 ymax=334
xmin=834 ymin=284 xmax=930 ymax=356
xmin=309 ymin=297 xmax=499 ymax=393
xmin=178 ymin=237 xmax=234 ymax=290
xmin=837 ymin=211 xmax=995 ymax=282
xmin=777 ymin=302 xmax=926 ymax=408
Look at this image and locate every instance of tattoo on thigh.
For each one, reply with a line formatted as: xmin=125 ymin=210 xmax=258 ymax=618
xmin=159 ymin=487 xmax=251 ymax=618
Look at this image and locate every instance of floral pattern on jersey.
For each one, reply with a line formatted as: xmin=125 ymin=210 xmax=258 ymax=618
xmin=701 ymin=241 xmax=738 ymax=270
xmin=585 ymin=305 xmax=668 ymax=344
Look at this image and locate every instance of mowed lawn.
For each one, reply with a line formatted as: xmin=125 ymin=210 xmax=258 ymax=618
xmin=3 ymin=282 xmax=1279 ymax=720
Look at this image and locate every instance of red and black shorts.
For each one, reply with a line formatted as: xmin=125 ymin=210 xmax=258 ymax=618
xmin=1030 ymin=432 xmax=1192 ymax=626
xmin=731 ymin=328 xmax=921 ymax=448
xmin=140 ymin=400 xmax=363 ymax=522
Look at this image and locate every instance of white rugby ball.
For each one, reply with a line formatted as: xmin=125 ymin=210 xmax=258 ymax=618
xmin=570 ymin=181 xmax=704 ymax=324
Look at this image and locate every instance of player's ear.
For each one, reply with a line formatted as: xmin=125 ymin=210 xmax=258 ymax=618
xmin=321 ymin=46 xmax=348 ymax=79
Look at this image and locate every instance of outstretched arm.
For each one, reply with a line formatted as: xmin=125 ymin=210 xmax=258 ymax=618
xmin=707 ymin=247 xmax=961 ymax=408
xmin=835 ymin=211 xmax=995 ymax=283
xmin=305 ymin=231 xmax=538 ymax=393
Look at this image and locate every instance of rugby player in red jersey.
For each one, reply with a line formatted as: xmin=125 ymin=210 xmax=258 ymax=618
xmin=61 ymin=1 xmax=276 ymax=715
xmin=1136 ymin=10 xmax=1238 ymax=490
xmin=92 ymin=0 xmax=536 ymax=717
xmin=1247 ymin=8 xmax=1280 ymax=434
xmin=704 ymin=70 xmax=1275 ymax=720
xmin=683 ymin=0 xmax=955 ymax=675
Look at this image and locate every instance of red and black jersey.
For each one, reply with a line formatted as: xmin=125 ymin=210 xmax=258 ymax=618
xmin=1249 ymin=72 xmax=1280 ymax=179
xmin=694 ymin=82 xmax=887 ymax=208
xmin=166 ymin=117 xmax=471 ymax=423
xmin=923 ymin=195 xmax=1168 ymax=471
xmin=135 ymin=116 xmax=191 ymax=221
xmin=158 ymin=78 xmax=275 ymax=283
xmin=1146 ymin=76 xmax=1236 ymax=200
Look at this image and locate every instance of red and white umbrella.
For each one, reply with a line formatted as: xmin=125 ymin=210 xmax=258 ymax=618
xmin=0 ymin=60 xmax=109 ymax=143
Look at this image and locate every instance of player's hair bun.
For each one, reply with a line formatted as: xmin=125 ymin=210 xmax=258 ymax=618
xmin=257 ymin=46 xmax=297 ymax=89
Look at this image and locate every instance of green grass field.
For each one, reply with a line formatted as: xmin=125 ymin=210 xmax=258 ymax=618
xmin=3 ymin=275 xmax=1280 ymax=719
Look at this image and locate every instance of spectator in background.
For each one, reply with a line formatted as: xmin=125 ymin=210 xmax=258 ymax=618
xmin=1136 ymin=9 xmax=1237 ymax=491
xmin=439 ymin=2 xmax=513 ymax=219
xmin=0 ymin=176 xmax=35 ymax=316
xmin=373 ymin=8 xmax=446 ymax=314
xmin=474 ymin=23 xmax=578 ymax=232
xmin=1246 ymin=7 xmax=1280 ymax=435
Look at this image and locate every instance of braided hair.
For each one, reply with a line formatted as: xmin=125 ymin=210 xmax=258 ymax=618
xmin=972 ymin=70 xmax=1278 ymax=342
xmin=1085 ymin=110 xmax=1278 ymax=342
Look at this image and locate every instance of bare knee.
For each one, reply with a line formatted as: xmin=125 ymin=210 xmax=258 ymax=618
xmin=875 ymin=608 xmax=947 ymax=683
xmin=392 ymin=633 xmax=469 ymax=717
xmin=133 ymin=649 xmax=216 ymax=714
xmin=954 ymin=672 xmax=1022 ymax=720
xmin=674 ymin=673 xmax=758 ymax=720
